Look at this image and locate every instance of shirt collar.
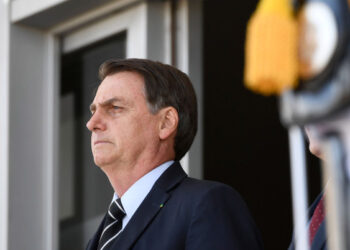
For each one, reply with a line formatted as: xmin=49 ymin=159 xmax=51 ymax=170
xmin=112 ymin=161 xmax=174 ymax=224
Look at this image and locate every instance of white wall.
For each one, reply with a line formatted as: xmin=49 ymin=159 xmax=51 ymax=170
xmin=0 ymin=1 xmax=10 ymax=250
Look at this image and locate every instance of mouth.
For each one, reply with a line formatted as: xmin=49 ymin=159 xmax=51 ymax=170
xmin=94 ymin=141 xmax=111 ymax=145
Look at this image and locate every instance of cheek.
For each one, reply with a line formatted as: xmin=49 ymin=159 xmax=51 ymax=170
xmin=109 ymin=112 xmax=159 ymax=147
xmin=118 ymin=119 xmax=145 ymax=136
xmin=123 ymin=121 xmax=156 ymax=147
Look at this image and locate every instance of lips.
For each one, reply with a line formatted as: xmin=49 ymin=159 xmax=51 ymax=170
xmin=94 ymin=140 xmax=111 ymax=145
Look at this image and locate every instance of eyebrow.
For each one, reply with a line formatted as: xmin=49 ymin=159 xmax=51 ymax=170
xmin=89 ymin=97 xmax=126 ymax=112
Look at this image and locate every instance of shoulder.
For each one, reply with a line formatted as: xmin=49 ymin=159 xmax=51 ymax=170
xmin=178 ymin=177 xmax=259 ymax=230
xmin=179 ymin=178 xmax=264 ymax=249
xmin=179 ymin=177 xmax=243 ymax=199
xmin=174 ymin=177 xmax=250 ymax=213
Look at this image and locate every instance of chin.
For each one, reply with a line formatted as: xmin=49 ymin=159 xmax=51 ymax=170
xmin=93 ymin=156 xmax=112 ymax=168
xmin=309 ymin=147 xmax=323 ymax=160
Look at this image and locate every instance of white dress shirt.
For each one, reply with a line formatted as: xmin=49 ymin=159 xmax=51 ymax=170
xmin=112 ymin=160 xmax=174 ymax=230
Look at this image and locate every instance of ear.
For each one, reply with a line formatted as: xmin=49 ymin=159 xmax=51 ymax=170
xmin=158 ymin=107 xmax=178 ymax=140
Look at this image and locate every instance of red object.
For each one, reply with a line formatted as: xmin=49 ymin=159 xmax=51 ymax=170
xmin=309 ymin=196 xmax=325 ymax=245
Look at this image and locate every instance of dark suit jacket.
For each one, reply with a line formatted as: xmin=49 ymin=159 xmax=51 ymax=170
xmin=86 ymin=162 xmax=263 ymax=250
xmin=288 ymin=193 xmax=327 ymax=250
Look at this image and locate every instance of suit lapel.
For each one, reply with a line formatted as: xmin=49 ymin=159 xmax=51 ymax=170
xmin=110 ymin=162 xmax=187 ymax=250
xmin=311 ymin=220 xmax=326 ymax=250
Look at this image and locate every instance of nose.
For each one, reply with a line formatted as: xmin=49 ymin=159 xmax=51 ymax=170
xmin=86 ymin=110 xmax=106 ymax=132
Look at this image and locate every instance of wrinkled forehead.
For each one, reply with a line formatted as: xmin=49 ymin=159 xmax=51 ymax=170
xmin=101 ymin=71 xmax=145 ymax=94
xmin=91 ymin=71 xmax=148 ymax=107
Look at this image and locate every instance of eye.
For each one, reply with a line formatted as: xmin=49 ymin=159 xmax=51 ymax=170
xmin=109 ymin=105 xmax=122 ymax=114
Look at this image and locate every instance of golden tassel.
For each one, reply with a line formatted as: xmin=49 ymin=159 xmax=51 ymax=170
xmin=244 ymin=0 xmax=298 ymax=95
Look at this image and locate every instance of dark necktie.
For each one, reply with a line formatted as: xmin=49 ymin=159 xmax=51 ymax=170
xmin=309 ymin=195 xmax=325 ymax=245
xmin=98 ymin=198 xmax=126 ymax=250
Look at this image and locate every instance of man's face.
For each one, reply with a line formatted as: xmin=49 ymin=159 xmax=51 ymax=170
xmin=86 ymin=71 xmax=161 ymax=169
xmin=305 ymin=125 xmax=324 ymax=160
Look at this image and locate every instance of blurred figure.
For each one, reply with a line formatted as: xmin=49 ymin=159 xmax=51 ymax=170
xmin=289 ymin=111 xmax=350 ymax=250
xmin=289 ymin=125 xmax=326 ymax=250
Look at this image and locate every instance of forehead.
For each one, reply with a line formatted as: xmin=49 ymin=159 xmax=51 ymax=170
xmin=93 ymin=71 xmax=146 ymax=103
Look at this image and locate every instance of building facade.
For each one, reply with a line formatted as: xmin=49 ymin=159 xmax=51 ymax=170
xmin=0 ymin=1 xmax=203 ymax=249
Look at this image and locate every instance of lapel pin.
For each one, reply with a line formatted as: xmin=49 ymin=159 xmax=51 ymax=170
xmin=160 ymin=204 xmax=164 ymax=208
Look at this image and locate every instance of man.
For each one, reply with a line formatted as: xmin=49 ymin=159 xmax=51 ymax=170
xmin=289 ymin=125 xmax=329 ymax=250
xmin=85 ymin=58 xmax=263 ymax=250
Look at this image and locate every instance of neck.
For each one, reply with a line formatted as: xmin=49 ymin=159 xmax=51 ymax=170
xmin=100 ymin=140 xmax=175 ymax=197
xmin=103 ymin=154 xmax=174 ymax=197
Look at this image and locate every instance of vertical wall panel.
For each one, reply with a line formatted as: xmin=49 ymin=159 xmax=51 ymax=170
xmin=0 ymin=1 xmax=10 ymax=250
xmin=9 ymin=25 xmax=50 ymax=250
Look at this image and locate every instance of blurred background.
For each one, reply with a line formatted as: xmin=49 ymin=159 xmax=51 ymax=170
xmin=0 ymin=0 xmax=323 ymax=249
